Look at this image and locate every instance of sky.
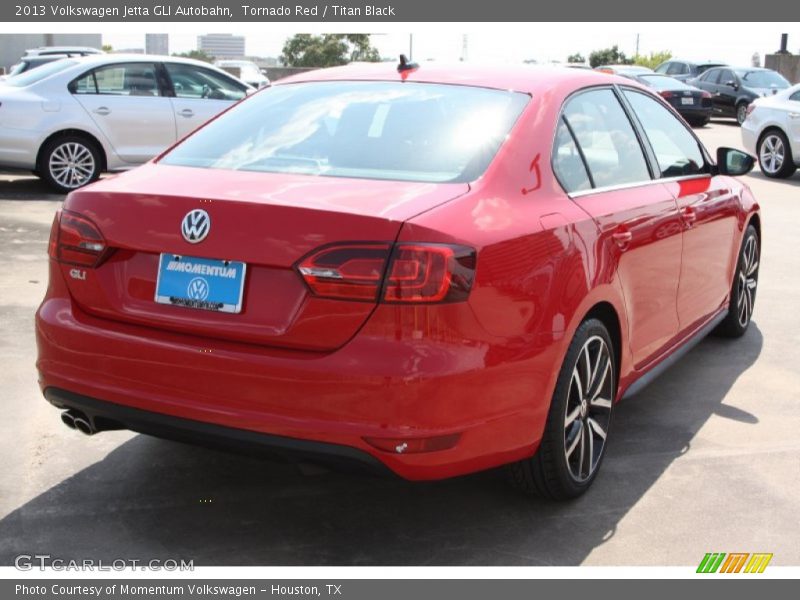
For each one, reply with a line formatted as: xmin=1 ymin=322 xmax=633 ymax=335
xmin=99 ymin=23 xmax=800 ymax=65
xmin=28 ymin=22 xmax=800 ymax=66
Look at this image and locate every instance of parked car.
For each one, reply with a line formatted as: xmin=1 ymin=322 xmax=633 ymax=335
xmin=214 ymin=59 xmax=270 ymax=88
xmin=594 ymin=64 xmax=653 ymax=76
xmin=37 ymin=63 xmax=760 ymax=500
xmin=0 ymin=54 xmax=253 ymax=193
xmin=690 ymin=66 xmax=791 ymax=125
xmin=741 ymin=82 xmax=800 ymax=178
xmin=0 ymin=55 xmax=69 ymax=81
xmin=654 ymin=59 xmax=728 ymax=82
xmin=23 ymin=46 xmax=102 ymax=57
xmin=633 ymin=73 xmax=713 ymax=127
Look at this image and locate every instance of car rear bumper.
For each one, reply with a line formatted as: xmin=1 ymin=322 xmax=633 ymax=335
xmin=45 ymin=387 xmax=391 ymax=475
xmin=740 ymin=122 xmax=759 ymax=156
xmin=36 ymin=265 xmax=552 ymax=480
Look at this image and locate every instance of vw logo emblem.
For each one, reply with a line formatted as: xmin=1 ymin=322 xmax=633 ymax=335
xmin=181 ymin=209 xmax=210 ymax=244
xmin=187 ymin=277 xmax=209 ymax=301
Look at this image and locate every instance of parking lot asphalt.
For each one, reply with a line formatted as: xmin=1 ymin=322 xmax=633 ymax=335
xmin=0 ymin=121 xmax=798 ymax=567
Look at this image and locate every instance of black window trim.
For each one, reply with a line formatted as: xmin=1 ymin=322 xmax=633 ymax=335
xmin=550 ymin=84 xmax=656 ymax=197
xmin=551 ymin=83 xmax=715 ymax=199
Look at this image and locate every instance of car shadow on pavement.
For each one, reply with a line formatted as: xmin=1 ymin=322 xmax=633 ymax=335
xmin=746 ymin=170 xmax=800 ymax=188
xmin=0 ymin=325 xmax=763 ymax=566
xmin=0 ymin=175 xmax=64 ymax=201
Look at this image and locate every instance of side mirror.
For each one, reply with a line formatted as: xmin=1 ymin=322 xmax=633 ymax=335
xmin=724 ymin=80 xmax=738 ymax=90
xmin=716 ymin=147 xmax=755 ymax=176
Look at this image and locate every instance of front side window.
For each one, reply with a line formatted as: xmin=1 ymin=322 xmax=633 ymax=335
xmin=71 ymin=63 xmax=161 ymax=96
xmin=161 ymin=81 xmax=529 ymax=184
xmin=624 ymin=90 xmax=706 ymax=178
xmin=718 ymin=69 xmax=737 ymax=86
xmin=164 ymin=63 xmax=246 ymax=101
xmin=561 ymin=88 xmax=650 ymax=189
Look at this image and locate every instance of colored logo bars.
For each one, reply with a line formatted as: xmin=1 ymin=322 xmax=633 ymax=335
xmin=697 ymin=552 xmax=773 ymax=573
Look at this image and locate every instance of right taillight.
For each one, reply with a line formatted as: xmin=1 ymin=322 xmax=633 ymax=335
xmin=49 ymin=209 xmax=108 ymax=267
xmin=297 ymin=242 xmax=476 ymax=304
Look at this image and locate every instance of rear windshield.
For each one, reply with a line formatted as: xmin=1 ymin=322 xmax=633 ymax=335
xmin=160 ymin=81 xmax=530 ymax=183
xmin=736 ymin=70 xmax=789 ymax=88
xmin=4 ymin=59 xmax=76 ymax=87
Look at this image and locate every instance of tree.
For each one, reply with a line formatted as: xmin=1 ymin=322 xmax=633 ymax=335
xmin=172 ymin=49 xmax=215 ymax=63
xmin=589 ymin=45 xmax=632 ymax=68
xmin=101 ymin=44 xmax=113 ymax=53
xmin=632 ymin=50 xmax=672 ymax=70
xmin=280 ymin=34 xmax=380 ymax=68
xmin=567 ymin=53 xmax=585 ymax=64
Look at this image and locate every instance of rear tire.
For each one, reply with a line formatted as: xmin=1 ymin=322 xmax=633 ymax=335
xmin=688 ymin=116 xmax=710 ymax=128
xmin=757 ymin=129 xmax=797 ymax=179
xmin=39 ymin=135 xmax=101 ymax=194
xmin=507 ymin=318 xmax=616 ymax=500
xmin=715 ymin=224 xmax=759 ymax=338
xmin=736 ymin=102 xmax=748 ymax=125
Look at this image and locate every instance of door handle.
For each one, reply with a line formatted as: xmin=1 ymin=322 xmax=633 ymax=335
xmin=612 ymin=230 xmax=633 ymax=249
xmin=789 ymin=112 xmax=800 ymax=119
xmin=178 ymin=109 xmax=194 ymax=118
xmin=93 ymin=107 xmax=110 ymax=116
xmin=680 ymin=206 xmax=697 ymax=227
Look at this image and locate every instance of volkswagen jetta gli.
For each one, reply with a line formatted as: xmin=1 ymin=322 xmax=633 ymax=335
xmin=36 ymin=63 xmax=761 ymax=499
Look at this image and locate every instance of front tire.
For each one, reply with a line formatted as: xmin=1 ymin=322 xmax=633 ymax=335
xmin=715 ymin=224 xmax=759 ymax=338
xmin=758 ymin=130 xmax=797 ymax=179
xmin=39 ymin=135 xmax=101 ymax=194
xmin=507 ymin=318 xmax=616 ymax=500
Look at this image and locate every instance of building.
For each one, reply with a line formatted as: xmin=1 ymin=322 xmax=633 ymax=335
xmin=197 ymin=33 xmax=245 ymax=59
xmin=145 ymin=34 xmax=169 ymax=56
xmin=0 ymin=33 xmax=102 ymax=72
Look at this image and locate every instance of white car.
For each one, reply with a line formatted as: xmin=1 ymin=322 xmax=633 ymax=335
xmin=741 ymin=82 xmax=800 ymax=179
xmin=0 ymin=54 xmax=254 ymax=193
xmin=214 ymin=60 xmax=270 ymax=88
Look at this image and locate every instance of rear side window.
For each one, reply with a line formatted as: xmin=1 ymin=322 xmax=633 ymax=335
xmin=654 ymin=62 xmax=670 ymax=74
xmin=666 ymin=62 xmax=687 ymax=76
xmin=561 ymin=88 xmax=650 ymax=189
xmin=553 ymin=118 xmax=592 ymax=193
xmin=70 ymin=63 xmax=162 ymax=96
xmin=700 ymin=69 xmax=720 ymax=83
xmin=790 ymin=90 xmax=800 ymax=102
xmin=623 ymin=90 xmax=706 ymax=177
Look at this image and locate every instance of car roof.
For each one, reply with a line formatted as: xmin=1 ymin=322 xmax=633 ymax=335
xmin=278 ymin=62 xmax=624 ymax=95
xmin=25 ymin=46 xmax=102 ymax=56
xmin=669 ymin=59 xmax=727 ymax=65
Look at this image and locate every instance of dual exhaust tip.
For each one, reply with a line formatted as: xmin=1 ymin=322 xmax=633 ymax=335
xmin=60 ymin=409 xmax=96 ymax=435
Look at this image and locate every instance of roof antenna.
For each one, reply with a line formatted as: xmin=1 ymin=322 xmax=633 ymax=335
xmin=397 ymin=54 xmax=419 ymax=72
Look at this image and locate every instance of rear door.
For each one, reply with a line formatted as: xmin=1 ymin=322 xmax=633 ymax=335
xmin=70 ymin=62 xmax=176 ymax=163
xmin=694 ymin=69 xmax=725 ymax=115
xmin=163 ymin=62 xmax=248 ymax=140
xmin=622 ymin=88 xmax=739 ymax=331
xmin=787 ymin=90 xmax=800 ymax=149
xmin=558 ymin=87 xmax=683 ymax=367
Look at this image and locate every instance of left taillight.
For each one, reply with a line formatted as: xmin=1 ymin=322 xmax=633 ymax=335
xmin=297 ymin=242 xmax=476 ymax=304
xmin=48 ymin=209 xmax=108 ymax=268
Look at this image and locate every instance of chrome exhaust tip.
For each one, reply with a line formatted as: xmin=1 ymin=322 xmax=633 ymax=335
xmin=60 ymin=410 xmax=77 ymax=430
xmin=72 ymin=414 xmax=95 ymax=436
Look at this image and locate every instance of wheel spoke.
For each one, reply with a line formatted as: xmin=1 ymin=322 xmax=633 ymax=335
xmin=566 ymin=421 xmax=582 ymax=458
xmin=588 ymin=417 xmax=607 ymax=440
xmin=565 ymin=405 xmax=581 ymax=428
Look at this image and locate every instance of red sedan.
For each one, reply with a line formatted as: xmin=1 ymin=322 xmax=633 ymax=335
xmin=36 ymin=61 xmax=761 ymax=499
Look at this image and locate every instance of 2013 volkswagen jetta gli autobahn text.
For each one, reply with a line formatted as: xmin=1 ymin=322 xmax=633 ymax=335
xmin=35 ymin=63 xmax=761 ymax=500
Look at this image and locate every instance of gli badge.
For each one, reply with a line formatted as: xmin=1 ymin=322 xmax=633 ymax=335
xmin=181 ymin=209 xmax=211 ymax=244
